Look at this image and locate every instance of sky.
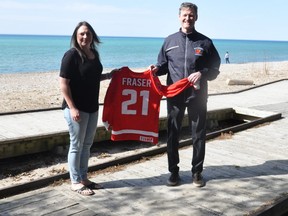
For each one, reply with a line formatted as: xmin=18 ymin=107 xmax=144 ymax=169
xmin=0 ymin=0 xmax=287 ymax=41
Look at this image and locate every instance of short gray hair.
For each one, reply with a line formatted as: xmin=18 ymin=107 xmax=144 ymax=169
xmin=179 ymin=2 xmax=198 ymax=15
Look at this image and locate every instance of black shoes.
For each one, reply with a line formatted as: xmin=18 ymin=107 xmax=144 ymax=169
xmin=167 ymin=172 xmax=205 ymax=187
xmin=192 ymin=172 xmax=205 ymax=187
xmin=167 ymin=172 xmax=180 ymax=186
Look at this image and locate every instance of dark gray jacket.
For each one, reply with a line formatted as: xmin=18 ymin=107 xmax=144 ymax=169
xmin=156 ymin=29 xmax=220 ymax=101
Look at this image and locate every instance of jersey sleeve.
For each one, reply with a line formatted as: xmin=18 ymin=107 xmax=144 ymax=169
xmin=149 ymin=70 xmax=192 ymax=98
xmin=164 ymin=78 xmax=193 ymax=97
xmin=102 ymin=74 xmax=117 ymax=130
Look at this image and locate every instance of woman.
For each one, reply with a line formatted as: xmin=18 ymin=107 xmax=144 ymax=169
xmin=59 ymin=21 xmax=113 ymax=196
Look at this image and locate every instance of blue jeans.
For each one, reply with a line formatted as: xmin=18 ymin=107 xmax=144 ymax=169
xmin=64 ymin=108 xmax=98 ymax=183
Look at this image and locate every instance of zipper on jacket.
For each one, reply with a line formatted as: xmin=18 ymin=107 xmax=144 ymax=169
xmin=184 ymin=35 xmax=188 ymax=78
xmin=183 ymin=34 xmax=192 ymax=103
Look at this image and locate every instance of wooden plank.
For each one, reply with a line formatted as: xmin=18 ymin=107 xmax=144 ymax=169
xmin=2 ymin=197 xmax=79 ymax=215
xmin=0 ymin=188 xmax=95 ymax=215
xmin=0 ymin=189 xmax=58 ymax=211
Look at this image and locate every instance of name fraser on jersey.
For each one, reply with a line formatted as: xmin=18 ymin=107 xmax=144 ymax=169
xmin=122 ymin=78 xmax=152 ymax=87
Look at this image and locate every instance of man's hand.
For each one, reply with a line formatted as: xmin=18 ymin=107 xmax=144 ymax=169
xmin=188 ymin=71 xmax=201 ymax=83
xmin=148 ymin=65 xmax=159 ymax=75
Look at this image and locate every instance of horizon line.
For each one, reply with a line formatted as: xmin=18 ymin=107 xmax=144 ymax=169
xmin=0 ymin=33 xmax=287 ymax=42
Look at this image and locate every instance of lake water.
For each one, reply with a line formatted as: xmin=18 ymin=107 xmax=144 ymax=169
xmin=0 ymin=34 xmax=288 ymax=74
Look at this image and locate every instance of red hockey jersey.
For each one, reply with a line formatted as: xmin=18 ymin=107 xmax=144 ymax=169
xmin=102 ymin=67 xmax=192 ymax=144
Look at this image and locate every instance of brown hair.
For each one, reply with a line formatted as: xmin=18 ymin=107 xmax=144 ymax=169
xmin=179 ymin=2 xmax=198 ymax=16
xmin=70 ymin=21 xmax=101 ymax=61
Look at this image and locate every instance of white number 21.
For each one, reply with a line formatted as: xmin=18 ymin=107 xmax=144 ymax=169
xmin=122 ymin=89 xmax=149 ymax=116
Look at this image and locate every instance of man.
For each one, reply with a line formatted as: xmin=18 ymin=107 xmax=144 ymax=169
xmin=225 ymin=51 xmax=230 ymax=63
xmin=150 ymin=2 xmax=220 ymax=187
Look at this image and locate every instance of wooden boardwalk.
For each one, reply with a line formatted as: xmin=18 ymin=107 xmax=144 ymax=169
xmin=0 ymin=80 xmax=288 ymax=215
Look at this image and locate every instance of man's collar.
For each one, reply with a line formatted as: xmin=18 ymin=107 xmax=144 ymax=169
xmin=179 ymin=27 xmax=196 ymax=35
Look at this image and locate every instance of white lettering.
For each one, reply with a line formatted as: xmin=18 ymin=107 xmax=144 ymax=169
xmin=122 ymin=78 xmax=151 ymax=87
xmin=140 ymin=136 xmax=154 ymax=143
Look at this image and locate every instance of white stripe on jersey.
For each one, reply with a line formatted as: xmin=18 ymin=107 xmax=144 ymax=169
xmin=112 ymin=129 xmax=158 ymax=137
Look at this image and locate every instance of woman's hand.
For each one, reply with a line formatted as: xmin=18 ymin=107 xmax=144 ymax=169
xmin=70 ymin=107 xmax=80 ymax=122
xmin=109 ymin=68 xmax=120 ymax=78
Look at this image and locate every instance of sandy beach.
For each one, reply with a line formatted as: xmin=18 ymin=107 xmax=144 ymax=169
xmin=0 ymin=61 xmax=288 ymax=113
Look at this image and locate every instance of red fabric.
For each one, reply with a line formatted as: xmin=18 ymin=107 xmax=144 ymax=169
xmin=102 ymin=67 xmax=192 ymax=144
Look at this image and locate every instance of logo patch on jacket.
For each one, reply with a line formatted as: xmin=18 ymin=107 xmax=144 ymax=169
xmin=194 ymin=47 xmax=204 ymax=56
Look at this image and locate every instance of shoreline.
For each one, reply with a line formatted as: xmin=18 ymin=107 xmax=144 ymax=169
xmin=1 ymin=60 xmax=288 ymax=75
xmin=0 ymin=61 xmax=287 ymax=113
